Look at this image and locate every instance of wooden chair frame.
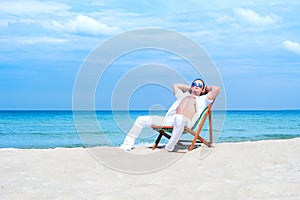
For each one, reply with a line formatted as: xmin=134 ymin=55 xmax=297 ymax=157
xmin=151 ymin=103 xmax=213 ymax=151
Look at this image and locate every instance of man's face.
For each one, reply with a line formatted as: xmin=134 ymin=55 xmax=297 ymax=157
xmin=191 ymin=80 xmax=204 ymax=95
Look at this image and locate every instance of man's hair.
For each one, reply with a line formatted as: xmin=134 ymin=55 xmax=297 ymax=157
xmin=191 ymin=78 xmax=205 ymax=87
xmin=191 ymin=78 xmax=208 ymax=96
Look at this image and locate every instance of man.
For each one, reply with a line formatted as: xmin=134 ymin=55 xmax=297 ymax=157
xmin=120 ymin=78 xmax=220 ymax=152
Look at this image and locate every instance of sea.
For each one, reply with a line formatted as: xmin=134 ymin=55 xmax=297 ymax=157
xmin=0 ymin=110 xmax=300 ymax=149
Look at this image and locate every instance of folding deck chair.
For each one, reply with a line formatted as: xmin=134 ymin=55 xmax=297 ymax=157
xmin=151 ymin=103 xmax=214 ymax=151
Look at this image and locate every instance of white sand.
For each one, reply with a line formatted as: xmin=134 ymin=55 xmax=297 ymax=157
xmin=1 ymin=138 xmax=300 ymax=199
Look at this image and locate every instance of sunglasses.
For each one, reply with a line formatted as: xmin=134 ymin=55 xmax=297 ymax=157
xmin=191 ymin=82 xmax=203 ymax=88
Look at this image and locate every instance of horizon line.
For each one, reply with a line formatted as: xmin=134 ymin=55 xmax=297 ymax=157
xmin=0 ymin=109 xmax=300 ymax=112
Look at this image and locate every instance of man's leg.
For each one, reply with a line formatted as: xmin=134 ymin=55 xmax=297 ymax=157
xmin=120 ymin=115 xmax=166 ymax=151
xmin=165 ymin=115 xmax=191 ymax=151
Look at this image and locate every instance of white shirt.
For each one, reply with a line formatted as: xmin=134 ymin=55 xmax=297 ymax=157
xmin=165 ymin=90 xmax=213 ymax=127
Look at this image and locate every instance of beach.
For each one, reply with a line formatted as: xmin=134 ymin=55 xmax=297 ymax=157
xmin=1 ymin=138 xmax=300 ymax=199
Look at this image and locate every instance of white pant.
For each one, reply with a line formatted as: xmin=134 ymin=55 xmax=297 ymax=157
xmin=121 ymin=114 xmax=192 ymax=151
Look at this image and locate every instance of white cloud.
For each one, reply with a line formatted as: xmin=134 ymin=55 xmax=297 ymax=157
xmin=0 ymin=36 xmax=69 ymax=46
xmin=234 ymin=8 xmax=282 ymax=26
xmin=52 ymin=15 xmax=118 ymax=36
xmin=283 ymin=40 xmax=300 ymax=55
xmin=22 ymin=37 xmax=68 ymax=44
xmin=216 ymin=15 xmax=235 ymax=23
xmin=0 ymin=0 xmax=70 ymax=16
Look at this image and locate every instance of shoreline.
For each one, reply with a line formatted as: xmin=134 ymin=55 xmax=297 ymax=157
xmin=1 ymin=136 xmax=300 ymax=150
xmin=1 ymin=138 xmax=300 ymax=199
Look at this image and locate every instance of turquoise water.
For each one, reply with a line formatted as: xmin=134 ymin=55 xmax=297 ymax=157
xmin=0 ymin=110 xmax=300 ymax=148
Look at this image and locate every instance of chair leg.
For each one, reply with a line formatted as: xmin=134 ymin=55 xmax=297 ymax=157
xmin=189 ymin=112 xmax=209 ymax=150
xmin=152 ymin=131 xmax=164 ymax=150
xmin=209 ymin=110 xmax=213 ymax=145
xmin=188 ymin=135 xmax=210 ymax=151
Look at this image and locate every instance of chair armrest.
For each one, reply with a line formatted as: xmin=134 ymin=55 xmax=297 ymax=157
xmin=151 ymin=125 xmax=174 ymax=129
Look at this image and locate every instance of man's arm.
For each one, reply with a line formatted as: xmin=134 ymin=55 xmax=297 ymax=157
xmin=173 ymin=83 xmax=190 ymax=95
xmin=205 ymin=86 xmax=220 ymax=101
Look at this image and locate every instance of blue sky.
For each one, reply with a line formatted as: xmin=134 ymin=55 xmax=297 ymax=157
xmin=0 ymin=0 xmax=299 ymax=110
